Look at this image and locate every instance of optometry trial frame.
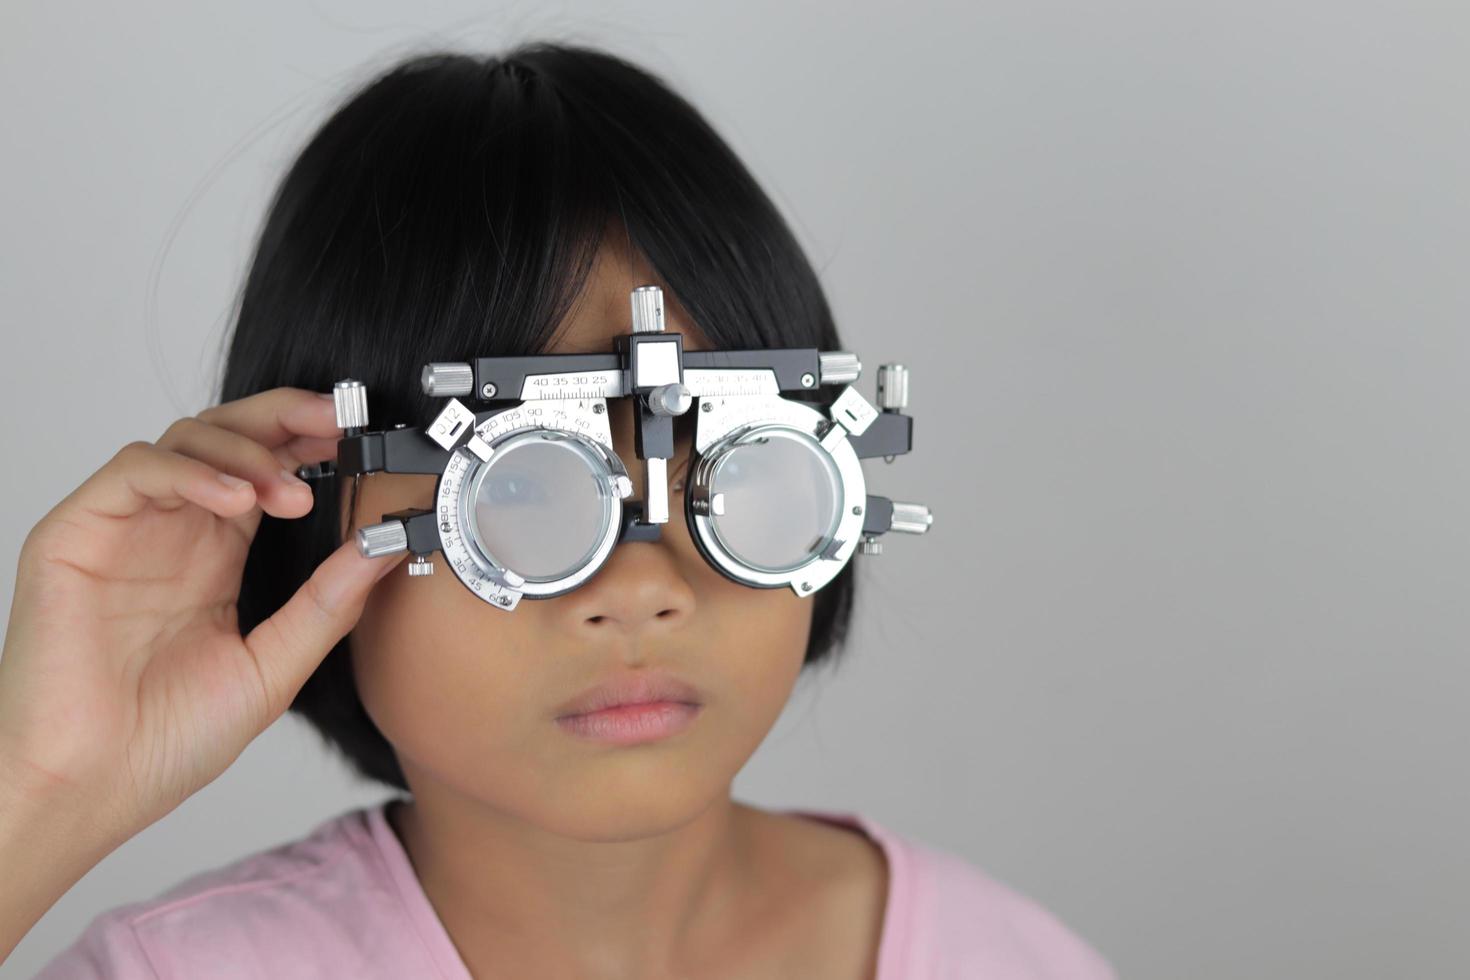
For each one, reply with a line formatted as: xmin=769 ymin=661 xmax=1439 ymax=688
xmin=298 ymin=285 xmax=933 ymax=612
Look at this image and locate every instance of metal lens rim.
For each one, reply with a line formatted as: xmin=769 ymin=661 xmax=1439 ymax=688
xmin=688 ymin=411 xmax=866 ymax=593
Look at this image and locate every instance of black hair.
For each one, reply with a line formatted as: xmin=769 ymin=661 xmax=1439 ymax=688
xmin=217 ymin=41 xmax=855 ymax=792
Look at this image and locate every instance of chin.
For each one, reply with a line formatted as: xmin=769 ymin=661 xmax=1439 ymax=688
xmin=529 ymin=774 xmax=724 ymax=842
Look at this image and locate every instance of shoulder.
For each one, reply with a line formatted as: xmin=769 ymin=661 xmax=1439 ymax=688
xmin=782 ymin=807 xmax=1118 ymax=980
xmin=34 ymin=802 xmax=420 ymax=980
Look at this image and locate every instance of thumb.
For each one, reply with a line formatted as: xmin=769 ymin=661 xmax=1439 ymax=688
xmin=244 ymin=538 xmax=405 ymax=720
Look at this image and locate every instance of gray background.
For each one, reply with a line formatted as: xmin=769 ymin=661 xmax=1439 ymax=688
xmin=3 ymin=1 xmax=1466 ymax=977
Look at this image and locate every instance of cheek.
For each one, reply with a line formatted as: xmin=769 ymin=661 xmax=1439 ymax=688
xmin=692 ymin=578 xmax=815 ymax=758
xmin=348 ymin=569 xmax=554 ymax=798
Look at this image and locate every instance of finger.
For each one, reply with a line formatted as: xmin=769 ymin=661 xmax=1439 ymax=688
xmin=66 ymin=441 xmax=262 ymax=522
xmin=194 ymin=388 xmax=342 ymax=452
xmin=274 ymin=435 xmax=342 ymax=473
xmin=242 ymin=538 xmax=405 ymax=720
xmin=156 ymin=417 xmax=317 ymax=521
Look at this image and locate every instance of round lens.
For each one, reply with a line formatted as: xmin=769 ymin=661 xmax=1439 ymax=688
xmin=466 ymin=433 xmax=613 ymax=582
xmin=707 ymin=428 xmax=842 ymax=573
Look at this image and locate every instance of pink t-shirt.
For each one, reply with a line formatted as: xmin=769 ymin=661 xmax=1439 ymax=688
xmin=35 ymin=799 xmax=1115 ymax=979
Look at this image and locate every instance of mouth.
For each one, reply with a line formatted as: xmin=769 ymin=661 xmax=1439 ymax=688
xmin=554 ymin=701 xmax=703 ymax=745
xmin=553 ymin=669 xmax=704 ymax=718
xmin=553 ymin=670 xmax=704 ymax=745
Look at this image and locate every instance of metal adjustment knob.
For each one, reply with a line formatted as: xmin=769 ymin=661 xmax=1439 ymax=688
xmin=876 ymin=364 xmax=909 ymax=411
xmin=333 ymin=379 xmax=369 ymax=429
xmin=818 ymin=351 xmax=861 ymax=385
xmin=889 ymin=502 xmax=934 ymax=535
xmin=422 ymin=362 xmax=474 ymax=398
xmin=356 ymin=520 xmax=408 ymax=558
xmin=631 ymin=285 xmax=665 ymax=333
xmin=407 ymin=555 xmax=434 ymax=577
xmin=858 ymin=536 xmax=883 ymax=556
xmin=647 ymin=382 xmax=692 ymax=416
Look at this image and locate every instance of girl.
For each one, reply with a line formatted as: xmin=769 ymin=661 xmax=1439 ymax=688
xmin=0 ymin=41 xmax=1115 ymax=978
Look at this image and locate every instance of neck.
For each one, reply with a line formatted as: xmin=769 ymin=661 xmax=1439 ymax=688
xmin=386 ymin=770 xmax=760 ymax=978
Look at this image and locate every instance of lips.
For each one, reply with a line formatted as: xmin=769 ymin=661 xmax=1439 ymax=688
xmin=554 ymin=669 xmax=703 ymax=718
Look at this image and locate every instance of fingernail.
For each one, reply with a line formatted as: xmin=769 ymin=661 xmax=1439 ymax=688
xmin=321 ymin=548 xmax=395 ymax=609
xmin=280 ymin=468 xmax=310 ymax=491
xmin=317 ymin=392 xmax=336 ymax=401
xmin=218 ymin=472 xmax=252 ymax=491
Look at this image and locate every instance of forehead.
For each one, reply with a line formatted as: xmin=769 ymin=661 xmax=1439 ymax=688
xmin=545 ymin=231 xmax=710 ymax=354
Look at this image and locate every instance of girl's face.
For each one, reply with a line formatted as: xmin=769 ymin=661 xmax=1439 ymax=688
xmin=339 ymin=241 xmax=816 ymax=840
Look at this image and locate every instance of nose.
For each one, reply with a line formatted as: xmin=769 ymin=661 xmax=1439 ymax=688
xmin=558 ymin=539 xmax=697 ymax=633
xmin=552 ymin=396 xmax=697 ymax=634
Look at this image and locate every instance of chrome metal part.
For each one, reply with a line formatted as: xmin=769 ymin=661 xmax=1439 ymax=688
xmin=828 ymin=385 xmax=879 ymax=437
xmin=426 ymin=398 xmax=477 ymax=451
xmin=889 ymin=501 xmax=934 ymax=534
xmin=421 ymin=362 xmax=474 ymax=398
xmin=876 ymin=364 xmax=909 ymax=411
xmin=357 ymin=520 xmax=408 ymax=558
xmin=818 ymin=351 xmax=861 ymax=385
xmin=647 ymin=383 xmax=692 ymax=417
xmin=333 ymin=379 xmax=369 ymax=429
xmin=631 ymin=285 xmax=665 ymax=333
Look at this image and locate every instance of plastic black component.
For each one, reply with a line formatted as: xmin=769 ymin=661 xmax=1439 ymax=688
xmin=619 ymin=502 xmax=663 ymax=543
xmin=847 ymin=413 xmax=913 ymax=459
xmin=338 ymin=427 xmax=452 ymax=476
xmin=861 ymin=495 xmax=894 ymax=536
xmin=382 ymin=509 xmax=441 ymax=555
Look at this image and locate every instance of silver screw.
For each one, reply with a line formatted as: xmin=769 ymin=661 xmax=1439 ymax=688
xmin=593 ymin=403 xmax=605 ymax=414
xmin=800 ymin=373 xmax=815 ymax=388
xmin=852 ymin=505 xmax=863 ymax=515
xmin=480 ymin=382 xmax=498 ymax=399
xmin=701 ymin=402 xmax=712 ymax=413
xmin=800 ymin=582 xmax=811 ymax=591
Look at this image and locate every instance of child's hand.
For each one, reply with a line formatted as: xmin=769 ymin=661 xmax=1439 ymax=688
xmin=0 ymin=387 xmax=403 ymax=845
